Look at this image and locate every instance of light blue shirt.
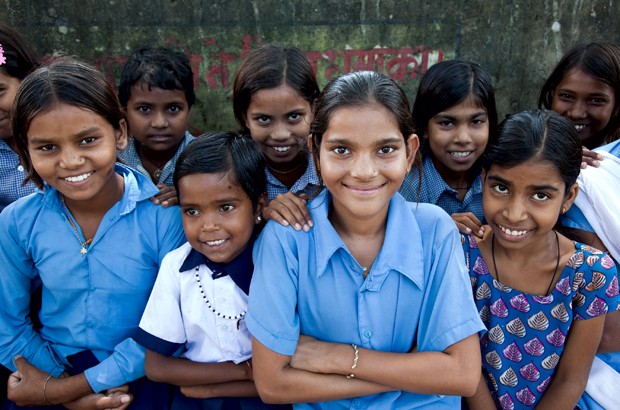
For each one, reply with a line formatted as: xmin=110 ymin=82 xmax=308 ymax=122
xmin=399 ymin=156 xmax=484 ymax=222
xmin=0 ymin=139 xmax=37 ymax=212
xmin=0 ymin=164 xmax=185 ymax=393
xmin=247 ymin=189 xmax=485 ymax=409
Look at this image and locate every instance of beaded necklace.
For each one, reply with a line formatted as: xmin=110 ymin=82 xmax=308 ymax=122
xmin=194 ymin=267 xmax=246 ymax=320
xmin=61 ymin=196 xmax=93 ymax=256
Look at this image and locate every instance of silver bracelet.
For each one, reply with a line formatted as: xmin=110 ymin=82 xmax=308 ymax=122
xmin=345 ymin=344 xmax=359 ymax=379
xmin=43 ymin=373 xmax=53 ymax=405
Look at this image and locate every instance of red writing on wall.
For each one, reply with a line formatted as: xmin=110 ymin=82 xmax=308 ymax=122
xmin=93 ymin=35 xmax=444 ymax=91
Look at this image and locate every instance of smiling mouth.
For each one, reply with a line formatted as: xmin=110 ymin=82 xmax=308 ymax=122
xmin=499 ymin=225 xmax=529 ymax=237
xmin=272 ymin=146 xmax=291 ymax=153
xmin=449 ymin=151 xmax=473 ymax=158
xmin=64 ymin=172 xmax=93 ymax=182
xmin=205 ymin=239 xmax=227 ymax=246
xmin=574 ymin=124 xmax=586 ymax=132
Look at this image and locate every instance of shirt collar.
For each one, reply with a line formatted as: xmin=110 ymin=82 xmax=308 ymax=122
xmin=422 ymin=156 xmax=483 ymax=202
xmin=310 ymin=189 xmax=425 ymax=288
xmin=41 ymin=163 xmax=159 ymax=215
xmin=265 ymin=154 xmax=322 ymax=195
xmin=179 ymin=236 xmax=255 ymax=295
xmin=421 ymin=156 xmax=454 ymax=203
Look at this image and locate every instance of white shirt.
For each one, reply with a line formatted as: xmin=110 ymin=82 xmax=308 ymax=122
xmin=138 ymin=242 xmax=251 ymax=363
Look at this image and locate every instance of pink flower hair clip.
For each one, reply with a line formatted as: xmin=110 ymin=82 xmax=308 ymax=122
xmin=0 ymin=44 xmax=6 ymax=66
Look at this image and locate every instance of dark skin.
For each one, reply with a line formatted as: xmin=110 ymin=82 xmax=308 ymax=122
xmin=144 ymin=350 xmax=257 ymax=399
xmin=138 ymin=142 xmax=180 ymax=207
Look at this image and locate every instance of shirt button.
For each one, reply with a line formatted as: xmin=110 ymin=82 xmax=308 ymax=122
xmin=351 ymin=399 xmax=361 ymax=408
xmin=17 ymin=165 xmax=24 ymax=172
xmin=363 ymin=330 xmax=373 ymax=338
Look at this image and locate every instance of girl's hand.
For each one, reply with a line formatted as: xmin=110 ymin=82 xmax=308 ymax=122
xmin=7 ymin=355 xmax=51 ymax=406
xmin=581 ymin=147 xmax=603 ymax=168
xmin=290 ymin=335 xmax=342 ymax=374
xmin=151 ymin=184 xmax=179 ymax=207
xmin=452 ymin=212 xmax=484 ymax=238
xmin=262 ymin=192 xmax=313 ymax=232
xmin=63 ymin=389 xmax=132 ymax=410
xmin=180 ymin=384 xmax=216 ymax=399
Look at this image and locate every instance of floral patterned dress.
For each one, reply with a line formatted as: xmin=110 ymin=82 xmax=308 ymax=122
xmin=462 ymin=235 xmax=620 ymax=409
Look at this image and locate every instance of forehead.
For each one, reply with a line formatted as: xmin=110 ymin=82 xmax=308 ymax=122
xmin=178 ymin=171 xmax=248 ymax=202
xmin=556 ymin=68 xmax=615 ymax=95
xmin=128 ymin=83 xmax=188 ymax=104
xmin=324 ymin=103 xmax=401 ymax=140
xmin=248 ymin=83 xmax=310 ymax=112
xmin=487 ymin=158 xmax=566 ymax=187
xmin=27 ymin=103 xmax=111 ymax=138
xmin=0 ymin=69 xmax=20 ymax=86
xmin=434 ymin=94 xmax=488 ymax=116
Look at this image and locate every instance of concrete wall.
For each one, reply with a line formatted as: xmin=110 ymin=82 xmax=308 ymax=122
xmin=3 ymin=0 xmax=619 ymax=133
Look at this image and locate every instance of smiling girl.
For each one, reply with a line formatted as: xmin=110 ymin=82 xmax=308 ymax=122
xmin=0 ymin=58 xmax=185 ymax=410
xmin=233 ymin=45 xmax=321 ymax=231
xmin=463 ymin=110 xmax=619 ymax=409
xmin=399 ymin=60 xmax=498 ymax=238
xmin=246 ymin=71 xmax=485 ymax=409
xmin=539 ymin=42 xmax=620 ymax=163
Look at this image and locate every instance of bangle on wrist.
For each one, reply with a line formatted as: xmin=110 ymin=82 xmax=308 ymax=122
xmin=43 ymin=373 xmax=53 ymax=405
xmin=345 ymin=344 xmax=359 ymax=379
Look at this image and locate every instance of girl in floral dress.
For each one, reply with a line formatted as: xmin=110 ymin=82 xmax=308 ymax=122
xmin=463 ymin=110 xmax=619 ymax=409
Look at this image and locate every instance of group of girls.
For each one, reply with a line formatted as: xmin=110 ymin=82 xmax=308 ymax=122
xmin=0 ymin=18 xmax=619 ymax=409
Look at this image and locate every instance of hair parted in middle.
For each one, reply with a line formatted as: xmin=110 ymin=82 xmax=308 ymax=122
xmin=12 ymin=57 xmax=126 ymax=189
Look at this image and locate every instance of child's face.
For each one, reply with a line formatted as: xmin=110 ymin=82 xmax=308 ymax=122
xmin=27 ymin=103 xmax=127 ymax=204
xmin=551 ymin=68 xmax=616 ymax=146
xmin=178 ymin=172 xmax=264 ymax=264
xmin=125 ymin=84 xmax=191 ymax=153
xmin=245 ymin=84 xmax=312 ymax=171
xmin=315 ymin=103 xmax=417 ymax=224
xmin=0 ymin=70 xmax=21 ymax=139
xmin=482 ymin=158 xmax=577 ymax=251
xmin=427 ymin=96 xmax=489 ymax=178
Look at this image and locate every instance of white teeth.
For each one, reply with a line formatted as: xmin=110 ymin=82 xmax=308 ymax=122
xmin=500 ymin=225 xmax=528 ymax=237
xmin=64 ymin=172 xmax=92 ymax=182
xmin=273 ymin=146 xmax=291 ymax=152
xmin=449 ymin=151 xmax=472 ymax=158
xmin=575 ymin=124 xmax=585 ymax=131
xmin=206 ymin=239 xmax=226 ymax=246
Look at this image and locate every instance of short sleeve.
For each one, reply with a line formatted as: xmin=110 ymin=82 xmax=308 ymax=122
xmin=573 ymin=248 xmax=620 ymax=320
xmin=136 ymin=250 xmax=186 ymax=355
xmin=416 ymin=218 xmax=486 ymax=352
xmin=246 ymin=223 xmax=301 ymax=356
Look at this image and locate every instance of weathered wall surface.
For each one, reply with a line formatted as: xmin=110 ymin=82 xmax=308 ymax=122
xmin=2 ymin=0 xmax=619 ymax=133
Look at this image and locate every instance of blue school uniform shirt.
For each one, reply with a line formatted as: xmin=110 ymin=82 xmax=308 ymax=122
xmin=399 ymin=156 xmax=484 ymax=222
xmin=0 ymin=163 xmax=185 ymax=393
xmin=117 ymin=131 xmax=194 ymax=186
xmin=0 ymin=139 xmax=37 ymax=212
xmin=265 ymin=154 xmax=322 ymax=200
xmin=247 ymin=189 xmax=485 ymax=409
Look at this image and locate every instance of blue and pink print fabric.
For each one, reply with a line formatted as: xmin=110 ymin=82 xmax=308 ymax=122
xmin=463 ymin=235 xmax=619 ymax=409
